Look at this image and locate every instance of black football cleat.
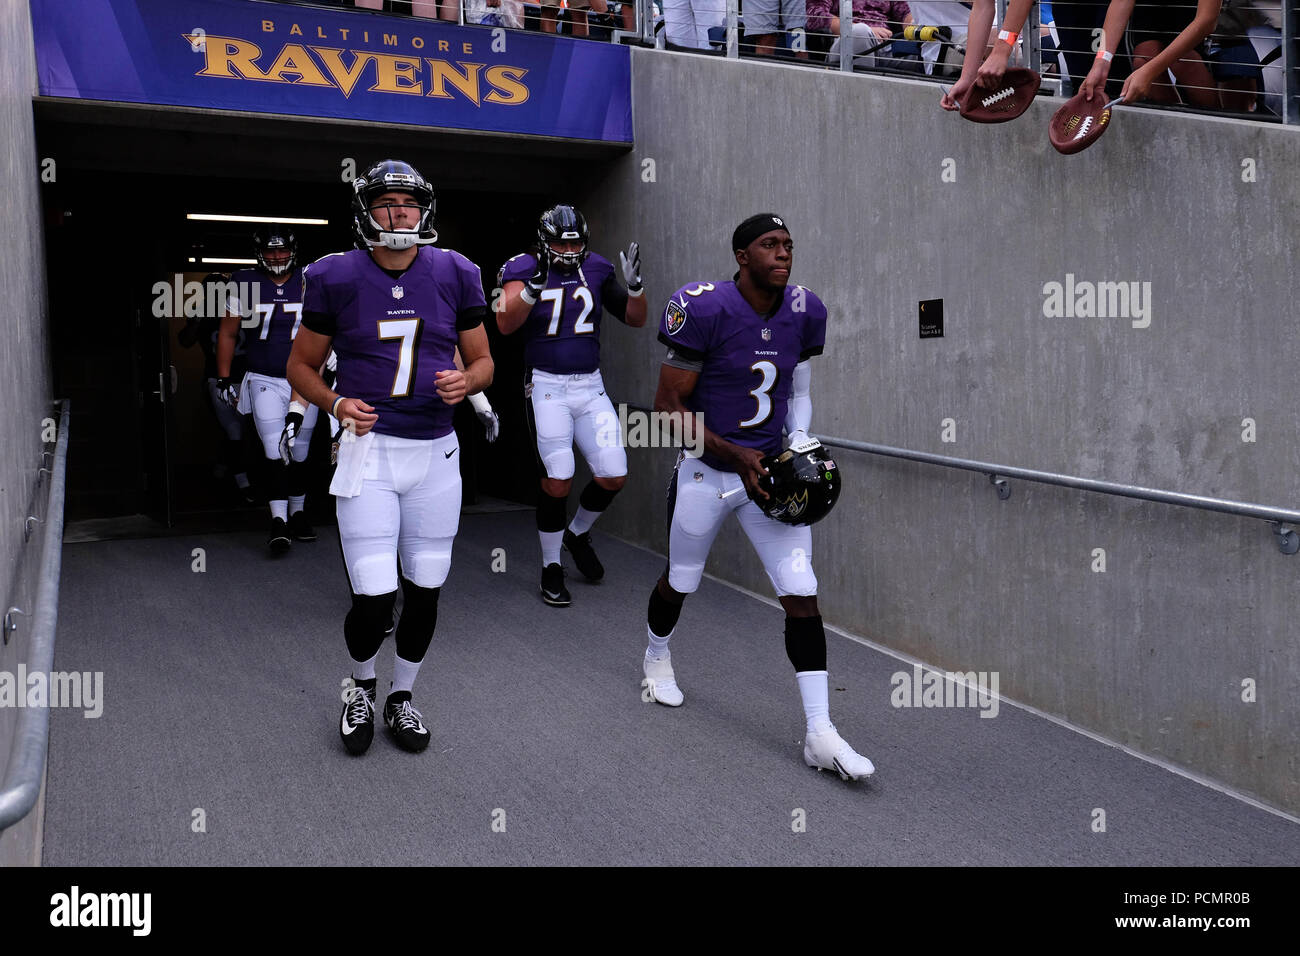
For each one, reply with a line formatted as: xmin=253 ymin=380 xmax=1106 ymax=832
xmin=340 ymin=679 xmax=377 ymax=756
xmin=287 ymin=510 xmax=317 ymax=542
xmin=268 ymin=517 xmax=291 ymax=555
xmin=540 ymin=562 xmax=572 ymax=607
xmin=383 ymin=691 xmax=431 ymax=753
xmin=562 ymin=530 xmax=605 ymax=582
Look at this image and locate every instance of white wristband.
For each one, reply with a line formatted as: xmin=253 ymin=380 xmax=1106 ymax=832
xmin=520 ymin=287 xmax=539 ymax=305
xmin=331 ymin=396 xmax=345 ymax=418
xmin=1095 ymin=49 xmax=1113 ymax=62
xmin=628 ymin=287 xmax=644 ymax=298
xmin=289 ymin=400 xmax=307 ymax=416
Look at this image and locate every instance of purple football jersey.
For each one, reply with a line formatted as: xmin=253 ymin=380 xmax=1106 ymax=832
xmin=302 ymin=247 xmax=487 ymax=440
xmin=498 ymin=252 xmax=628 ymax=373
xmin=228 ymin=268 xmax=304 ymax=378
xmin=658 ymin=281 xmax=827 ymax=472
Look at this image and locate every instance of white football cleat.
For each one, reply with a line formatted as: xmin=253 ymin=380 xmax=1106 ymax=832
xmin=641 ymin=653 xmax=684 ymax=707
xmin=803 ymin=727 xmax=875 ymax=780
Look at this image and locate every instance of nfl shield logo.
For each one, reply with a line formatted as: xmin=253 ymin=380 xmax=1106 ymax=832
xmin=665 ymin=298 xmax=687 ymax=336
xmin=391 ymin=285 xmax=404 ymax=299
xmin=761 ymin=328 xmax=772 ymax=341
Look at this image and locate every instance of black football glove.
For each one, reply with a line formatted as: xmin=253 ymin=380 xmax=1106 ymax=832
xmin=524 ymin=248 xmax=549 ymax=301
xmin=217 ymin=376 xmax=240 ymax=409
xmin=279 ymin=407 xmax=305 ymax=464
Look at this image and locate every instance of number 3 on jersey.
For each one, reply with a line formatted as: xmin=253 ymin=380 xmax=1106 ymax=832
xmin=540 ymin=287 xmax=595 ymax=336
xmin=739 ymin=360 xmax=778 ymax=428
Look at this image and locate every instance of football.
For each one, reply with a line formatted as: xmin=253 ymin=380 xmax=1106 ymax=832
xmin=1049 ymin=90 xmax=1115 ymax=154
xmin=959 ymin=67 xmax=1042 ymax=123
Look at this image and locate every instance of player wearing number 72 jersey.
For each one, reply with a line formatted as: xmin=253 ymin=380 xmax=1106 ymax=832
xmin=497 ymin=205 xmax=646 ymax=608
xmin=641 ymin=213 xmax=875 ymax=781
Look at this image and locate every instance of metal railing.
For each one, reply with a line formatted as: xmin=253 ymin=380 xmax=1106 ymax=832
xmin=276 ymin=0 xmax=1300 ymax=123
xmin=815 ymin=432 xmax=1300 ymax=555
xmin=620 ymin=398 xmax=1300 ymax=554
xmin=0 ymin=400 xmax=71 ymax=834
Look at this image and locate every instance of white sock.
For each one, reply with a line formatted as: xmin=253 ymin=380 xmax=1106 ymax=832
xmin=568 ymin=506 xmax=601 ymax=536
xmin=539 ymin=530 xmax=563 ymax=567
xmin=234 ymin=473 xmax=250 ymax=489
xmin=796 ymin=670 xmax=833 ymax=734
xmin=269 ymin=499 xmax=288 ymax=522
xmin=646 ymin=624 xmax=673 ymax=661
xmin=288 ymin=494 xmax=305 ymax=515
xmin=391 ymin=654 xmax=422 ymax=694
xmin=351 ymin=653 xmax=378 ymax=683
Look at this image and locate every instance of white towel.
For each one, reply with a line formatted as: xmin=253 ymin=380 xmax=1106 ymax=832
xmin=329 ymin=429 xmax=375 ymax=498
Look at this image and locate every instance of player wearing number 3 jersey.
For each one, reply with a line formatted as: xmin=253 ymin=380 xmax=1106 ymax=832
xmin=497 ymin=205 xmax=646 ymax=608
xmin=287 ymin=160 xmax=493 ymax=756
xmin=640 ymin=213 xmax=875 ymax=782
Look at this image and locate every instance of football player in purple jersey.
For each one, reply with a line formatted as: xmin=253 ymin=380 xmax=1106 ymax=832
xmin=179 ymin=272 xmax=253 ymax=504
xmin=287 ymin=160 xmax=493 ymax=756
xmin=217 ymin=225 xmax=320 ymax=553
xmin=497 ymin=205 xmax=646 ymax=607
xmin=640 ymin=213 xmax=875 ymax=781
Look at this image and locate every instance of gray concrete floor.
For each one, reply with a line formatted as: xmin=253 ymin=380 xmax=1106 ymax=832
xmin=43 ymin=512 xmax=1300 ymax=865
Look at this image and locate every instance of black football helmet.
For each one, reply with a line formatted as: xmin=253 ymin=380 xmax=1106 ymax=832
xmin=352 ymin=159 xmax=437 ymax=251
xmin=537 ymin=204 xmax=589 ymax=270
xmin=253 ymin=224 xmax=297 ymax=276
xmin=752 ymin=440 xmax=841 ymax=526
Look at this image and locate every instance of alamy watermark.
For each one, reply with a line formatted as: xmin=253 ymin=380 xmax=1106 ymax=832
xmin=890 ymin=664 xmax=999 ymax=718
xmin=1041 ymin=274 xmax=1152 ymax=328
xmin=151 ymin=274 xmax=262 ymax=321
xmin=594 ymin=405 xmax=705 ymax=457
xmin=0 ymin=666 xmax=103 ymax=718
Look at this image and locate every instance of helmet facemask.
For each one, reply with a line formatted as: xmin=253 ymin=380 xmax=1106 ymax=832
xmin=351 ymin=161 xmax=438 ymax=252
xmin=254 ymin=227 xmax=297 ymax=276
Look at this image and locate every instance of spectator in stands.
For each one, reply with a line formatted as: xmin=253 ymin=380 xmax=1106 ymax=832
xmin=1204 ymin=0 xmax=1266 ymax=111
xmin=1128 ymin=0 xmax=1220 ymax=107
xmin=907 ymin=0 xmax=967 ymax=76
xmin=539 ymin=0 xmax=612 ymax=38
xmin=464 ymin=0 xmax=525 ymax=27
xmin=354 ymin=0 xmax=457 ymax=20
xmin=662 ymin=0 xmax=725 ymax=49
xmin=806 ymin=0 xmax=913 ymax=69
xmin=747 ymin=0 xmax=809 ymax=58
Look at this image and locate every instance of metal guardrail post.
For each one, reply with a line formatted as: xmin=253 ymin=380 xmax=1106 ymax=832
xmin=1283 ymin=0 xmax=1298 ymax=124
xmin=839 ymin=0 xmax=852 ymax=72
xmin=1026 ymin=0 xmax=1040 ymax=74
xmin=725 ymin=0 xmax=738 ymax=58
xmin=0 ymin=400 xmax=70 ymax=834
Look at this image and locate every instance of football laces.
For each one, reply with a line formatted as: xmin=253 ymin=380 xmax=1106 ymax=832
xmin=981 ymin=86 xmax=1015 ymax=107
xmin=1074 ymin=116 xmax=1094 ymax=140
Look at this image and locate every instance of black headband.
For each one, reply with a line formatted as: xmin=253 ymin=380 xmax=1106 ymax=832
xmin=732 ymin=213 xmax=790 ymax=252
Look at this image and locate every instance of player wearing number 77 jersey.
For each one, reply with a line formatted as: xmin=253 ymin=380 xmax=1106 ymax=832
xmin=497 ymin=205 xmax=646 ymax=608
xmin=217 ymin=224 xmax=320 ymax=554
xmin=641 ymin=213 xmax=874 ymax=781
xmin=287 ymin=159 xmax=493 ymax=756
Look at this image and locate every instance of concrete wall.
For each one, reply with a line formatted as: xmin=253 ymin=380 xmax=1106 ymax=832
xmin=0 ymin=0 xmax=53 ymax=865
xmin=583 ymin=49 xmax=1300 ymax=814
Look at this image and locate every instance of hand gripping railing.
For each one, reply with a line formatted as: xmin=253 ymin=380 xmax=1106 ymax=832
xmin=816 ymin=433 xmax=1300 ymax=555
xmin=0 ymin=400 xmax=71 ymax=833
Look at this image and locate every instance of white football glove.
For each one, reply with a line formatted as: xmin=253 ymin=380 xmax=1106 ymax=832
xmin=619 ymin=241 xmax=642 ymax=294
xmin=786 ymin=430 xmax=821 ymax=453
xmin=469 ymin=392 xmax=500 ymax=443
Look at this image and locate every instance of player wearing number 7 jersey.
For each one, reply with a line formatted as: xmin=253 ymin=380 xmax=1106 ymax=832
xmin=287 ymin=159 xmax=493 ymax=756
xmin=496 ymin=205 xmax=647 ymax=607
xmin=217 ymin=224 xmax=319 ymax=553
xmin=639 ymin=213 xmax=875 ymax=781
